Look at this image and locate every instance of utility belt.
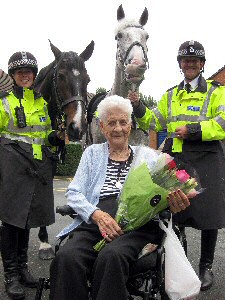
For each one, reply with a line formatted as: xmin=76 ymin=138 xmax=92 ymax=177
xmin=0 ymin=134 xmax=45 ymax=160
xmin=162 ymin=137 xmax=221 ymax=154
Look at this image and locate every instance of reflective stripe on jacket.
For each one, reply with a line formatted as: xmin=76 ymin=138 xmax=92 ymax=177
xmin=137 ymin=79 xmax=225 ymax=152
xmin=0 ymin=88 xmax=53 ymax=159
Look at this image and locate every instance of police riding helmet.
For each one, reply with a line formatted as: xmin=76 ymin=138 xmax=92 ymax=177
xmin=177 ymin=40 xmax=206 ymax=65
xmin=8 ymin=51 xmax=38 ymax=77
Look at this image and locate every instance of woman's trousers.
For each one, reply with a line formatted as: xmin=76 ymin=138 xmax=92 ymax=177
xmin=50 ymin=221 xmax=163 ymax=300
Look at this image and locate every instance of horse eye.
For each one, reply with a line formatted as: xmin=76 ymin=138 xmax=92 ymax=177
xmin=146 ymin=34 xmax=149 ymax=40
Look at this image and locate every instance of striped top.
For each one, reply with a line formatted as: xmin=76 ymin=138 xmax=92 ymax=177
xmin=99 ymin=149 xmax=133 ymax=199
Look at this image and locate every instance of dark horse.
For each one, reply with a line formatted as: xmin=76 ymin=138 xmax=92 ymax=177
xmin=34 ymin=40 xmax=94 ymax=259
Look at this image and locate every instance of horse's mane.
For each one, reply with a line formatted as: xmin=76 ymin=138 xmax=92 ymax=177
xmin=33 ymin=62 xmax=54 ymax=104
xmin=34 ymin=61 xmax=55 ymax=90
xmin=115 ymin=19 xmax=143 ymax=35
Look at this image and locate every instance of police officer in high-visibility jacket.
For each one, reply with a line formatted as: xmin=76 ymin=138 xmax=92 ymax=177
xmin=128 ymin=40 xmax=225 ymax=292
xmin=0 ymin=52 xmax=64 ymax=300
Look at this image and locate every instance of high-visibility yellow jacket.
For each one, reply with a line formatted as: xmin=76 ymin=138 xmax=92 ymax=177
xmin=0 ymin=88 xmax=53 ymax=159
xmin=135 ymin=76 xmax=225 ymax=152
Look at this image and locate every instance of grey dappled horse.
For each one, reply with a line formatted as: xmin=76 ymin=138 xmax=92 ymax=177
xmin=88 ymin=4 xmax=150 ymax=145
xmin=34 ymin=40 xmax=94 ymax=259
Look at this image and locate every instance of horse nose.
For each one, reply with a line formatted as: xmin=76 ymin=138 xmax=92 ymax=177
xmin=67 ymin=122 xmax=81 ymax=142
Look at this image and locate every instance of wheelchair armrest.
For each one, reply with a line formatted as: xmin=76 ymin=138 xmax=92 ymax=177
xmin=56 ymin=205 xmax=77 ymax=218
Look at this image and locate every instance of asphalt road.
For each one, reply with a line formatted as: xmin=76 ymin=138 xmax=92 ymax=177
xmin=0 ymin=177 xmax=225 ymax=300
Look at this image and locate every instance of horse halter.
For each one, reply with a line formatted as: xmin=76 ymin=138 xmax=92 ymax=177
xmin=52 ymin=64 xmax=88 ymax=118
xmin=52 ymin=63 xmax=92 ymax=146
xmin=116 ymin=26 xmax=149 ymax=71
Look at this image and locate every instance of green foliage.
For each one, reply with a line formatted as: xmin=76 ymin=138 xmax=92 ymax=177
xmin=56 ymin=143 xmax=83 ymax=176
xmin=95 ymin=86 xmax=156 ymax=109
xmin=139 ymin=93 xmax=157 ymax=109
xmin=96 ymin=87 xmax=107 ymax=94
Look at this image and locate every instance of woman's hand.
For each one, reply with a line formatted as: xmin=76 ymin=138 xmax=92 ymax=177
xmin=91 ymin=210 xmax=124 ymax=242
xmin=167 ymin=189 xmax=190 ymax=213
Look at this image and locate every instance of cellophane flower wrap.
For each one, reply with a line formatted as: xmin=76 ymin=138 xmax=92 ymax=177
xmin=94 ymin=146 xmax=202 ymax=252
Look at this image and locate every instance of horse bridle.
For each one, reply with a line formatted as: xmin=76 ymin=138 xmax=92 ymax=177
xmin=116 ymin=26 xmax=149 ymax=134
xmin=116 ymin=26 xmax=149 ymax=71
xmin=52 ymin=64 xmax=92 ymax=147
xmin=52 ymin=65 xmax=88 ymax=116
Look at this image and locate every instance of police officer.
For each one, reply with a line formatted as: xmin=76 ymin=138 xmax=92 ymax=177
xmin=0 ymin=52 xmax=64 ymax=299
xmin=128 ymin=40 xmax=225 ymax=291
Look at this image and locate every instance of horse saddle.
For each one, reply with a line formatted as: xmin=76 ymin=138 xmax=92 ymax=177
xmin=86 ymin=91 xmax=138 ymax=130
xmin=87 ymin=92 xmax=107 ymax=124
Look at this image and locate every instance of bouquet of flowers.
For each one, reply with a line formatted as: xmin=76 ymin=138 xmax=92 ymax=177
xmin=94 ymin=146 xmax=203 ymax=252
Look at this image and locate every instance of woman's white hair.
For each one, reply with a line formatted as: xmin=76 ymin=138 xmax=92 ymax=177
xmin=97 ymin=95 xmax=133 ymax=122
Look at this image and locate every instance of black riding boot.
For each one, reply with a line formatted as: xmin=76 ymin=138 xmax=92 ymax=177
xmin=0 ymin=224 xmax=25 ymax=300
xmin=17 ymin=228 xmax=38 ymax=288
xmin=199 ymin=229 xmax=218 ymax=291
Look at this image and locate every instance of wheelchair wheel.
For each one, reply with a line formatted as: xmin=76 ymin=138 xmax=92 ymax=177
xmin=178 ymin=225 xmax=187 ymax=255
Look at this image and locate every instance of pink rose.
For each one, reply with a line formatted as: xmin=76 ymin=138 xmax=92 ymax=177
xmin=176 ymin=169 xmax=190 ymax=183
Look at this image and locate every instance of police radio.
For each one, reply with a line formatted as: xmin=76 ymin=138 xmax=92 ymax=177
xmin=15 ymin=105 xmax=27 ymax=128
xmin=15 ymin=95 xmax=27 ymax=128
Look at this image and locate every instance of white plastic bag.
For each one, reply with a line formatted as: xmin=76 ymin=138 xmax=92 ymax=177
xmin=159 ymin=218 xmax=201 ymax=300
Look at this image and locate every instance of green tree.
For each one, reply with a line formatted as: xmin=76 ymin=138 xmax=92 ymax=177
xmin=56 ymin=144 xmax=83 ymax=176
xmin=139 ymin=93 xmax=157 ymax=109
xmin=96 ymin=87 xmax=107 ymax=94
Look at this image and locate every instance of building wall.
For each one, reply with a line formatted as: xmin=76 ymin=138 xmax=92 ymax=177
xmin=210 ymin=70 xmax=225 ymax=85
xmin=149 ymin=130 xmax=157 ymax=149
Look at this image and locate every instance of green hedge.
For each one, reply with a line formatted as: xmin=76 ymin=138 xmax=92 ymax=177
xmin=56 ymin=143 xmax=83 ymax=176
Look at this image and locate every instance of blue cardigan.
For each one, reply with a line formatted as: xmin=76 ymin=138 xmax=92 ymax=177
xmin=57 ymin=143 xmax=158 ymax=237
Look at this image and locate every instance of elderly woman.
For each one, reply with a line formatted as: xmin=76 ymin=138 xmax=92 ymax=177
xmin=49 ymin=95 xmax=190 ymax=300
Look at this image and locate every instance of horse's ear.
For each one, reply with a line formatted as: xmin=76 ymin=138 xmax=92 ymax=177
xmin=79 ymin=40 xmax=95 ymax=62
xmin=139 ymin=7 xmax=148 ymax=26
xmin=117 ymin=4 xmax=125 ymax=21
xmin=49 ymin=39 xmax=62 ymax=60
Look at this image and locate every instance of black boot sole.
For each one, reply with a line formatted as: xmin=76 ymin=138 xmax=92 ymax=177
xmin=5 ymin=283 xmax=25 ymax=299
xmin=5 ymin=289 xmax=25 ymax=300
xmin=200 ymin=283 xmax=213 ymax=291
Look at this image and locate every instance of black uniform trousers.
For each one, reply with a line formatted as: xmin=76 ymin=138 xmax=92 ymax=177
xmin=49 ymin=220 xmax=163 ymax=300
xmin=0 ymin=222 xmax=30 ymax=279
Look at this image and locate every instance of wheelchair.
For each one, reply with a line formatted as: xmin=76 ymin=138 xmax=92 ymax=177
xmin=35 ymin=206 xmax=187 ymax=300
